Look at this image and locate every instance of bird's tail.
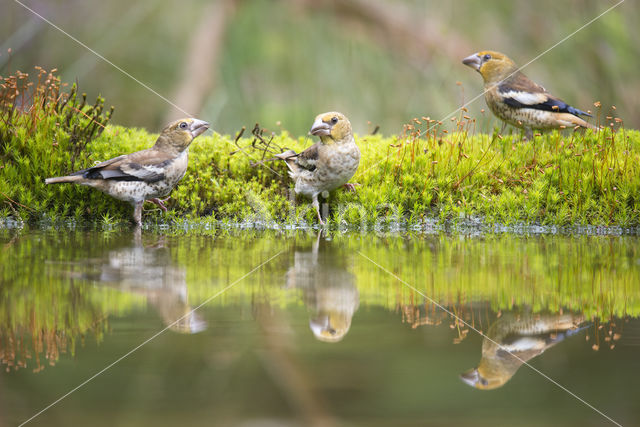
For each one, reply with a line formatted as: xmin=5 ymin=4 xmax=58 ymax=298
xmin=565 ymin=114 xmax=598 ymax=131
xmin=577 ymin=118 xmax=598 ymax=131
xmin=274 ymin=150 xmax=300 ymax=174
xmin=45 ymin=175 xmax=85 ymax=184
xmin=567 ymin=106 xmax=592 ymax=118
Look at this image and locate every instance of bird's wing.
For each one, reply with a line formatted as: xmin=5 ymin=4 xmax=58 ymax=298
xmin=294 ymin=143 xmax=320 ymax=172
xmin=499 ymin=73 xmax=591 ymax=117
xmin=72 ymin=149 xmax=171 ymax=182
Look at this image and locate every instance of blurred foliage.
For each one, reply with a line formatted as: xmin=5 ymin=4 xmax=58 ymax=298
xmin=0 ymin=228 xmax=637 ymax=372
xmin=2 ymin=0 xmax=637 ymax=134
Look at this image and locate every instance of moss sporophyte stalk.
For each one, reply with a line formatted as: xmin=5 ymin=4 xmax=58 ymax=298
xmin=1 ymin=68 xmax=636 ymax=227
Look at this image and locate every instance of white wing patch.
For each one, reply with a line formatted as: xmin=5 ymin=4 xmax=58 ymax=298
xmin=502 ymin=337 xmax=546 ymax=352
xmin=501 ymin=90 xmax=548 ymax=106
xmin=121 ymin=163 xmax=167 ymax=181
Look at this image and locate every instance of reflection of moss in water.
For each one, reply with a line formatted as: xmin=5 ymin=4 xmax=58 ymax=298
xmin=351 ymin=234 xmax=640 ymax=320
xmin=0 ymin=232 xmax=145 ymax=372
xmin=179 ymin=231 xmax=640 ymax=321
xmin=1 ymin=228 xmax=639 ymax=371
xmin=0 ymin=285 xmax=142 ymax=373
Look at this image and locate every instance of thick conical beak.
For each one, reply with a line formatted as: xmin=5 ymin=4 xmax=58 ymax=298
xmin=190 ymin=119 xmax=210 ymax=138
xmin=459 ymin=368 xmax=481 ymax=388
xmin=310 ymin=118 xmax=331 ymax=136
xmin=309 ymin=316 xmax=345 ymax=343
xmin=462 ymin=53 xmax=482 ymax=71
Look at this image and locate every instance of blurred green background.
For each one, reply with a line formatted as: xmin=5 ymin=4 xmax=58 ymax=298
xmin=2 ymin=0 xmax=637 ymax=135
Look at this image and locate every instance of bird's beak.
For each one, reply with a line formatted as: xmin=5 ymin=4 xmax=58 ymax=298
xmin=190 ymin=119 xmax=210 ymax=138
xmin=310 ymin=118 xmax=331 ymax=137
xmin=309 ymin=315 xmax=330 ymax=336
xmin=459 ymin=368 xmax=481 ymax=388
xmin=309 ymin=316 xmax=344 ymax=343
xmin=462 ymin=54 xmax=482 ymax=71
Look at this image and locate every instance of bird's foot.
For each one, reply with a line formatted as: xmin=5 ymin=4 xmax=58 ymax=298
xmin=342 ymin=183 xmax=360 ymax=192
xmin=314 ymin=205 xmax=326 ymax=226
xmin=147 ymin=197 xmax=170 ymax=213
xmin=313 ymin=197 xmax=329 ymax=226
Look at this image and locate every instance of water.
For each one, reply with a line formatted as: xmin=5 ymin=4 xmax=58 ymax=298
xmin=1 ymin=227 xmax=639 ymax=426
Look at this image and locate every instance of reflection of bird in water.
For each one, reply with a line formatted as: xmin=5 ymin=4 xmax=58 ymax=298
xmin=460 ymin=311 xmax=587 ymax=390
xmin=81 ymin=229 xmax=206 ymax=334
xmin=285 ymin=232 xmax=359 ymax=343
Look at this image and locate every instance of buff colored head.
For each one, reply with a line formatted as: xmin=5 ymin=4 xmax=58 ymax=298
xmin=460 ymin=366 xmax=510 ymax=390
xmin=462 ymin=51 xmax=517 ymax=83
xmin=309 ymin=311 xmax=354 ymax=343
xmin=309 ymin=111 xmax=353 ymax=144
xmin=155 ymin=118 xmax=209 ymax=153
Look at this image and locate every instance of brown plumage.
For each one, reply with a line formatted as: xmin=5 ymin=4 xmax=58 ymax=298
xmin=45 ymin=118 xmax=209 ymax=225
xmin=463 ymin=50 xmax=597 ymax=138
xmin=276 ymin=112 xmax=360 ymax=225
xmin=460 ymin=312 xmax=587 ymax=390
xmin=285 ymin=232 xmax=359 ymax=343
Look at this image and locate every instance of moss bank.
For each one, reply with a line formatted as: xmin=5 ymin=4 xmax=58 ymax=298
xmin=1 ymin=70 xmax=638 ymax=227
xmin=3 ymin=123 xmax=639 ymax=227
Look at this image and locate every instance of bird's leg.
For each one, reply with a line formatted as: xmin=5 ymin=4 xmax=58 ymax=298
xmin=499 ymin=122 xmax=508 ymax=135
xmin=132 ymin=201 xmax=143 ymax=227
xmin=524 ymin=128 xmax=533 ymax=141
xmin=147 ymin=197 xmax=169 ymax=213
xmin=342 ymin=183 xmax=360 ymax=192
xmin=312 ymin=195 xmax=325 ymax=225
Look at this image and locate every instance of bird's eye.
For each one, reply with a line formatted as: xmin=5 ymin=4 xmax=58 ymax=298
xmin=179 ymin=122 xmax=188 ymax=129
xmin=330 ymin=116 xmax=338 ymax=125
xmin=483 ymin=54 xmax=492 ymax=61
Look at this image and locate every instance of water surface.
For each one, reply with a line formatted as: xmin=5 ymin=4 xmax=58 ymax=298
xmin=1 ymin=228 xmax=639 ymax=426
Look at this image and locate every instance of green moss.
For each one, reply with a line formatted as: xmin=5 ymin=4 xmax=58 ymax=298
xmin=0 ymin=67 xmax=114 ymax=222
xmin=4 ymin=122 xmax=640 ymax=226
xmin=1 ymin=70 xmax=638 ymax=227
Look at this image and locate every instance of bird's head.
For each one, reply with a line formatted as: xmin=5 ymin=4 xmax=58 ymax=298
xmin=460 ymin=367 xmax=496 ymax=390
xmin=155 ymin=118 xmax=209 ymax=153
xmin=462 ymin=51 xmax=517 ymax=83
xmin=309 ymin=312 xmax=352 ymax=343
xmin=309 ymin=112 xmax=352 ymax=145
xmin=460 ymin=359 xmax=515 ymax=390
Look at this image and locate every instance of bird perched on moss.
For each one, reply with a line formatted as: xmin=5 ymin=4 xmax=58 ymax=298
xmin=463 ymin=50 xmax=596 ymax=138
xmin=45 ymin=118 xmax=209 ymax=226
xmin=275 ymin=112 xmax=360 ymax=225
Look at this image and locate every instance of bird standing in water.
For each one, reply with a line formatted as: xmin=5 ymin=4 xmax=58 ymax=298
xmin=462 ymin=50 xmax=596 ymax=138
xmin=276 ymin=112 xmax=360 ymax=225
xmin=45 ymin=118 xmax=209 ymax=226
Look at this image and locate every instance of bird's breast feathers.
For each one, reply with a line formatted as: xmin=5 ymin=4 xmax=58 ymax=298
xmin=292 ymin=142 xmax=359 ymax=197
